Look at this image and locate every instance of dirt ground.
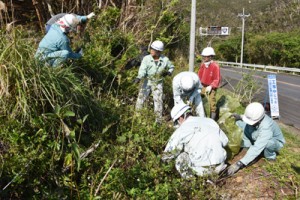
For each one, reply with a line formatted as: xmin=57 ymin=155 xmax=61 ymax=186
xmin=217 ymin=149 xmax=296 ymax=200
xmin=216 ymin=121 xmax=300 ymax=200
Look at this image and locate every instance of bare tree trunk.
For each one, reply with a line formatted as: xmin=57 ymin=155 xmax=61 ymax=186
xmin=109 ymin=0 xmax=116 ymax=7
xmin=32 ymin=0 xmax=44 ymax=33
xmin=61 ymin=0 xmax=64 ymax=13
xmin=119 ymin=0 xmax=137 ymax=32
xmin=98 ymin=0 xmax=102 ymax=9
xmin=76 ymin=0 xmax=79 ymax=13
xmin=44 ymin=0 xmax=54 ymax=16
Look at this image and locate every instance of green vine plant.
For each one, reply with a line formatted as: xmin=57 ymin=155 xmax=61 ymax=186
xmin=43 ymin=105 xmax=87 ymax=172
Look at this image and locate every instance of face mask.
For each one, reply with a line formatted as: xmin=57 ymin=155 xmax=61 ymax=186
xmin=204 ymin=61 xmax=211 ymax=68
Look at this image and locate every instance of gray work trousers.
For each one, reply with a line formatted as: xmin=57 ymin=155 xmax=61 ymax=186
xmin=136 ymin=80 xmax=163 ymax=121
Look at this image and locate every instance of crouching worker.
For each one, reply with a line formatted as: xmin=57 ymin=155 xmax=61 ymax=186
xmin=35 ymin=14 xmax=83 ymax=67
xmin=172 ymin=71 xmax=205 ymax=117
xmin=162 ymin=103 xmax=228 ymax=178
xmin=227 ymin=102 xmax=285 ymax=176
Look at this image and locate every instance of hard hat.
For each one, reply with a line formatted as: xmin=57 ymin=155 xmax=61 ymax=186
xmin=171 ymin=102 xmax=191 ymax=122
xmin=242 ymin=102 xmax=265 ymax=125
xmin=201 ymin=47 xmax=216 ymax=56
xmin=60 ymin=14 xmax=79 ymax=30
xmin=150 ymin=40 xmax=164 ymax=51
xmin=180 ymin=74 xmax=194 ymax=93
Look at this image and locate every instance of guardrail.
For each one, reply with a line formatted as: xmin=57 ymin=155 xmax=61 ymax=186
xmin=218 ymin=61 xmax=300 ymax=75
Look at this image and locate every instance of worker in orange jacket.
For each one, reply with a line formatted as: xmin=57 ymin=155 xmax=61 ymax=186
xmin=198 ymin=47 xmax=221 ymax=120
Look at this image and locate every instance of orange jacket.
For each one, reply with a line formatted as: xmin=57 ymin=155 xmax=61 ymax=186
xmin=198 ymin=61 xmax=221 ymax=89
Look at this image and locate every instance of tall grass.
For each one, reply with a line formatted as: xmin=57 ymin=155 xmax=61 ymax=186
xmin=0 ymin=28 xmax=102 ymax=129
xmin=0 ymin=27 xmax=107 ymax=198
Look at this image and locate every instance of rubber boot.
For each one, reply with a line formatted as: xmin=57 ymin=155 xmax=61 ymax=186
xmin=210 ymin=112 xmax=217 ymax=121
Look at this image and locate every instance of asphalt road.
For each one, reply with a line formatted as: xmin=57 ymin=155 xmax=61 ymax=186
xmin=220 ymin=66 xmax=300 ymax=130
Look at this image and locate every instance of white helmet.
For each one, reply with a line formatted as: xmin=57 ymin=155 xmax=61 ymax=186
xmin=180 ymin=74 xmax=195 ymax=93
xmin=242 ymin=102 xmax=265 ymax=125
xmin=150 ymin=40 xmax=164 ymax=51
xmin=171 ymin=102 xmax=191 ymax=122
xmin=60 ymin=14 xmax=79 ymax=31
xmin=201 ymin=47 xmax=216 ymax=56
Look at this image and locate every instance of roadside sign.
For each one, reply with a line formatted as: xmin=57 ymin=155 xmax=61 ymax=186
xmin=267 ymin=74 xmax=280 ymax=118
xmin=207 ymin=26 xmax=221 ymax=35
xmin=199 ymin=26 xmax=230 ymax=36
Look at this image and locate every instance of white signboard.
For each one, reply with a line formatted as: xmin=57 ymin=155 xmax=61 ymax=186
xmin=221 ymin=27 xmax=229 ymax=35
xmin=267 ymin=74 xmax=280 ymax=117
xmin=199 ymin=26 xmax=230 ymax=36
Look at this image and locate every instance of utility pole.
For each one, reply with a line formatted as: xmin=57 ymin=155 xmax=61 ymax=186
xmin=188 ymin=0 xmax=196 ymax=71
xmin=238 ymin=8 xmax=250 ymax=68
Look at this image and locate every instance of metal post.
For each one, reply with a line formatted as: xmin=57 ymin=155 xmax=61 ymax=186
xmin=238 ymin=8 xmax=250 ymax=68
xmin=189 ymin=0 xmax=196 ymax=71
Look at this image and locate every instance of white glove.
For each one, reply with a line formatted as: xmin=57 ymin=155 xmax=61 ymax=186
xmin=87 ymin=12 xmax=95 ymax=19
xmin=79 ymin=48 xmax=84 ymax=56
xmin=205 ymin=85 xmax=212 ymax=94
xmin=186 ymin=100 xmax=191 ymax=106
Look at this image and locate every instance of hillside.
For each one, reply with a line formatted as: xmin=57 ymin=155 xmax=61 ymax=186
xmin=0 ymin=0 xmax=299 ymax=199
xmin=1 ymin=0 xmax=300 ymax=33
xmin=197 ymin=0 xmax=300 ymax=33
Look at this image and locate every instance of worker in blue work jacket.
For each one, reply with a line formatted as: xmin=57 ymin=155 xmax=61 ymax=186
xmin=227 ymin=102 xmax=285 ymax=176
xmin=45 ymin=12 xmax=95 ymax=33
xmin=133 ymin=40 xmax=174 ymax=123
xmin=35 ymin=14 xmax=87 ymax=67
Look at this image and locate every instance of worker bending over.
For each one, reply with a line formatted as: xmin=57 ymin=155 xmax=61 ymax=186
xmin=227 ymin=102 xmax=285 ymax=176
xmin=172 ymin=71 xmax=205 ymax=117
xmin=162 ymin=103 xmax=228 ymax=178
xmin=35 ymin=14 xmax=84 ymax=67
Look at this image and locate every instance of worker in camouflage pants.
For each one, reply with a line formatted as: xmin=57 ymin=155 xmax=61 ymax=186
xmin=133 ymin=40 xmax=174 ymax=123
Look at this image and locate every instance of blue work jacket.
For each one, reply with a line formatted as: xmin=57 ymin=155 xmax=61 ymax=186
xmin=237 ymin=115 xmax=285 ymax=165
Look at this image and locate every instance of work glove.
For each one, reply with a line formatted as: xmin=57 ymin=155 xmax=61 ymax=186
xmin=161 ymin=153 xmax=173 ymax=163
xmin=133 ymin=78 xmax=140 ymax=84
xmin=226 ymin=161 xmax=244 ymax=176
xmin=186 ymin=100 xmax=191 ymax=106
xmin=87 ymin=12 xmax=96 ymax=19
xmin=231 ymin=113 xmax=242 ymax=121
xmin=205 ymin=85 xmax=212 ymax=94
xmin=161 ymin=71 xmax=171 ymax=77
xmin=78 ymin=48 xmax=84 ymax=56
xmin=188 ymin=95 xmax=196 ymax=105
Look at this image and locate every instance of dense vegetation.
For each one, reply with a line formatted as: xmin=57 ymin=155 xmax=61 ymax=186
xmin=214 ymin=31 xmax=300 ymax=67
xmin=0 ymin=0 xmax=299 ymax=199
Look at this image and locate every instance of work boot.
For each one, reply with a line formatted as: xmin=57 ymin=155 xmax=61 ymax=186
xmin=210 ymin=112 xmax=217 ymax=121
